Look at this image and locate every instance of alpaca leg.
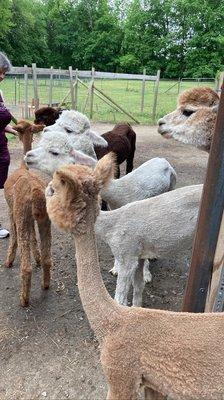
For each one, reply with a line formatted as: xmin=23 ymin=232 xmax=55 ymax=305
xmin=143 ymin=260 xmax=152 ymax=283
xmin=126 ymin=155 xmax=134 ymax=174
xmin=109 ymin=258 xmax=119 ymax=276
xmin=115 ymin=165 xmax=120 ymax=179
xmin=107 ymin=384 xmax=138 ymax=400
xmin=17 ymin=222 xmax=32 ymax=307
xmin=132 ymin=259 xmax=145 ymax=307
xmin=30 ymin=224 xmax=41 ymax=267
xmin=5 ymin=211 xmax=17 ymax=268
xmin=37 ymin=218 xmax=52 ymax=290
xmin=114 ymin=259 xmax=138 ymax=305
xmin=145 ymin=388 xmax=165 ymax=400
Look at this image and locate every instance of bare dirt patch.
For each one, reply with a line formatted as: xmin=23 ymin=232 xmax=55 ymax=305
xmin=0 ymin=123 xmax=208 ymax=400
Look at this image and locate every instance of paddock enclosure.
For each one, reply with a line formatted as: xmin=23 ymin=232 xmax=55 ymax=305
xmin=0 ymin=123 xmax=208 ymax=400
xmin=1 ymin=66 xmax=216 ymax=124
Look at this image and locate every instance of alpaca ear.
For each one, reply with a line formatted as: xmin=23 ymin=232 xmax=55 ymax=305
xmin=88 ymin=130 xmax=108 ymax=147
xmin=69 ymin=149 xmax=97 ymax=167
xmin=94 ymin=152 xmax=116 ymax=189
xmin=55 ymin=169 xmax=80 ymax=197
xmin=31 ymin=124 xmax=45 ymax=133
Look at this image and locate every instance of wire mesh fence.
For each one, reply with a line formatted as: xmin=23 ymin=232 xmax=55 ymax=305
xmin=1 ymin=68 xmax=217 ymax=124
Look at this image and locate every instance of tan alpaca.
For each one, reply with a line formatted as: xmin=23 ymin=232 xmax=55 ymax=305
xmin=4 ymin=120 xmax=52 ymax=307
xmin=46 ymin=153 xmax=224 ymax=400
xmin=158 ymin=87 xmax=219 ymax=151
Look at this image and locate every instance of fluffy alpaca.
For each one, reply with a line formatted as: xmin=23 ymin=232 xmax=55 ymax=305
xmin=158 ymin=87 xmax=219 ymax=151
xmin=24 ymin=130 xmax=176 ymax=209
xmin=42 ymin=149 xmax=201 ymax=307
xmin=94 ymin=123 xmax=136 ymax=178
xmin=34 ymin=107 xmax=136 ymax=178
xmin=34 ymin=106 xmax=62 ymax=126
xmin=4 ymin=120 xmax=52 ymax=307
xmin=24 ymin=130 xmax=97 ymax=175
xmin=42 ymin=109 xmax=108 ymax=159
xmin=45 ymin=154 xmax=224 ymax=400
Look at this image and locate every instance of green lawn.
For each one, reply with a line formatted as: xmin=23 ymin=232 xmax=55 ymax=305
xmin=1 ymin=76 xmax=216 ymax=125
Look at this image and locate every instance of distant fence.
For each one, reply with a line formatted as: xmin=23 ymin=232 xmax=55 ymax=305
xmin=1 ymin=64 xmax=218 ymax=124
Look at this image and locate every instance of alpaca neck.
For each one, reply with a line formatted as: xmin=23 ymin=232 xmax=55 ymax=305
xmin=73 ymin=205 xmax=122 ymax=342
xmin=20 ymin=137 xmax=32 ymax=169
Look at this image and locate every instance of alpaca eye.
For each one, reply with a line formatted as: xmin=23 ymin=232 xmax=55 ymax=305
xmin=49 ymin=150 xmax=59 ymax=156
xmin=65 ymin=127 xmax=73 ymax=133
xmin=182 ymin=109 xmax=195 ymax=117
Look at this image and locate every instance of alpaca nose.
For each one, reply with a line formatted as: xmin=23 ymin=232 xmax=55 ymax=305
xmin=158 ymin=118 xmax=165 ymax=126
xmin=45 ymin=184 xmax=54 ymax=197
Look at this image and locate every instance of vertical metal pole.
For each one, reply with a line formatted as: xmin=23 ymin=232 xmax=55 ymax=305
xmin=183 ymin=83 xmax=224 ymax=312
xmin=24 ymin=65 xmax=28 ymax=118
xmin=141 ymin=67 xmax=146 ymax=113
xmin=152 ymin=69 xmax=160 ymax=123
xmin=69 ymin=66 xmax=75 ymax=109
xmin=49 ymin=66 xmax=53 ymax=107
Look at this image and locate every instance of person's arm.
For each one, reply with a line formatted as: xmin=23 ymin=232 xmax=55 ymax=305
xmin=5 ymin=124 xmax=18 ymax=135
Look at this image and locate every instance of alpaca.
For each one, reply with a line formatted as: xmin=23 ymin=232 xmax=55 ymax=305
xmin=34 ymin=106 xmax=62 ymax=126
xmin=4 ymin=120 xmax=52 ymax=307
xmin=24 ymin=130 xmax=177 ymax=209
xmin=45 ymin=154 xmax=224 ymax=400
xmin=42 ymin=109 xmax=108 ymax=159
xmin=94 ymin=123 xmax=136 ymax=178
xmin=158 ymin=87 xmax=219 ymax=151
xmin=34 ymin=107 xmax=136 ymax=178
xmin=42 ymin=149 xmax=201 ymax=307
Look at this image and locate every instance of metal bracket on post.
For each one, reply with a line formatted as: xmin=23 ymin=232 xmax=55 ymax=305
xmin=213 ymin=266 xmax=224 ymax=312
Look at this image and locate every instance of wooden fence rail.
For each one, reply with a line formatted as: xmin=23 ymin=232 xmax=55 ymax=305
xmin=6 ymin=66 xmax=160 ymax=121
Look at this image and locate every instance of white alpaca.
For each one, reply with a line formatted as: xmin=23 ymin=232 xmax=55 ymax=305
xmin=95 ymin=184 xmax=202 ymax=306
xmin=25 ymin=131 xmax=177 ymax=209
xmin=43 ymin=109 xmax=108 ymax=159
xmin=28 ymin=146 xmax=201 ymax=307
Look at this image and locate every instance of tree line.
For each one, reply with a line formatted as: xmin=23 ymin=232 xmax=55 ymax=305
xmin=1 ymin=0 xmax=224 ymax=78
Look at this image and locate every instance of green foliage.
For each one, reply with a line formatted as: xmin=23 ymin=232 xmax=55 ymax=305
xmin=0 ymin=0 xmax=224 ymax=78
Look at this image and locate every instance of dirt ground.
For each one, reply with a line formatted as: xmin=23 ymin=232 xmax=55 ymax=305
xmin=0 ymin=123 xmax=208 ymax=400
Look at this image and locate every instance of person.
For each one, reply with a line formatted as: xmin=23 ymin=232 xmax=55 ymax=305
xmin=0 ymin=52 xmax=18 ymax=238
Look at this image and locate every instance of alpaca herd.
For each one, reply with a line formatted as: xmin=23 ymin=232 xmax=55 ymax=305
xmin=3 ymin=86 xmax=224 ymax=399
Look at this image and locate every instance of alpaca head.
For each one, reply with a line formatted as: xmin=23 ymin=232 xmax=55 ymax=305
xmin=34 ymin=106 xmax=62 ymax=126
xmin=43 ymin=110 xmax=108 ymax=148
xmin=14 ymin=120 xmax=45 ymax=153
xmin=45 ymin=153 xmax=116 ymax=234
xmin=158 ymin=87 xmax=219 ymax=151
xmin=24 ymin=130 xmax=96 ymax=175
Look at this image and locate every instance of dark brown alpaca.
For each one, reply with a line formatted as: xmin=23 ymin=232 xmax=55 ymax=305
xmin=34 ymin=107 xmax=136 ymax=178
xmin=4 ymin=120 xmax=52 ymax=307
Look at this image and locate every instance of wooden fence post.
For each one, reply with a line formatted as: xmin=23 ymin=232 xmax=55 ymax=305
xmin=182 ymin=83 xmax=224 ymax=313
xmin=141 ymin=67 xmax=146 ymax=113
xmin=49 ymin=66 xmax=53 ymax=106
xmin=24 ymin=64 xmax=28 ymax=118
xmin=32 ymin=63 xmax=39 ymax=111
xmin=90 ymin=67 xmax=95 ymax=119
xmin=69 ymin=66 xmax=75 ymax=109
xmin=152 ymin=69 xmax=160 ymax=123
xmin=74 ymin=68 xmax=78 ymax=110
xmin=14 ymin=77 xmax=17 ymax=106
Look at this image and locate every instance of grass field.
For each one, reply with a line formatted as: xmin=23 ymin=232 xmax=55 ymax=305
xmin=1 ymin=76 xmax=216 ymax=124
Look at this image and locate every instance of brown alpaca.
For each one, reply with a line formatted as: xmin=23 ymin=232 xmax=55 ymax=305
xmin=46 ymin=153 xmax=224 ymax=400
xmin=158 ymin=87 xmax=219 ymax=151
xmin=4 ymin=120 xmax=52 ymax=307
